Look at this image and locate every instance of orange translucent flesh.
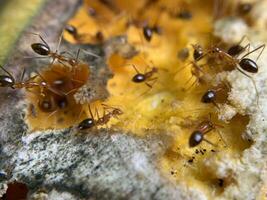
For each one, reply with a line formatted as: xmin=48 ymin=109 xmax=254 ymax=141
xmin=60 ymin=0 xmax=252 ymax=198
xmin=26 ymin=63 xmax=90 ymax=131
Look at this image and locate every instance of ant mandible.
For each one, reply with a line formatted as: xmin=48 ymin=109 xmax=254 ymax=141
xmin=78 ymin=104 xmax=123 ymax=130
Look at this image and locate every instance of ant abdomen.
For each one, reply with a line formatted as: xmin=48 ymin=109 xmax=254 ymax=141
xmin=0 ymin=75 xmax=15 ymax=87
xmin=239 ymin=58 xmax=258 ymax=73
xmin=132 ymin=74 xmax=145 ymax=83
xmin=31 ymin=43 xmax=50 ymax=56
xmin=189 ymin=131 xmax=203 ymax=147
xmin=78 ymin=118 xmax=95 ymax=130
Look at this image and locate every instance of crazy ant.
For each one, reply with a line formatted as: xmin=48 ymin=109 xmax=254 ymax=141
xmin=177 ymin=44 xmax=209 ymax=89
xmin=143 ymin=24 xmax=162 ymax=42
xmin=78 ymin=104 xmax=123 ymax=130
xmin=0 ymin=65 xmax=63 ymax=96
xmin=204 ymin=42 xmax=265 ymax=102
xmin=131 ymin=64 xmax=158 ymax=88
xmin=30 ymin=32 xmax=80 ymax=67
xmin=30 ymin=32 xmax=100 ymax=68
xmin=176 ymin=9 xmax=192 ymax=20
xmin=65 ymin=24 xmax=105 ymax=44
xmin=189 ymin=115 xmax=225 ymax=148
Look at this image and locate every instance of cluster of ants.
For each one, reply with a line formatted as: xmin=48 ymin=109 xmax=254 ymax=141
xmin=0 ymin=0 xmax=265 ymax=150
xmin=0 ymin=32 xmax=124 ymax=132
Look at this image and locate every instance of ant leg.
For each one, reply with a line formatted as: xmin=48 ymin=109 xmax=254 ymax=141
xmin=216 ymin=129 xmax=228 ymax=147
xmin=20 ymin=67 xmax=26 ymax=82
xmin=138 ymin=77 xmax=158 ymax=96
xmin=241 ymin=44 xmax=265 ymax=61
xmin=95 ymin=106 xmax=100 ymax=121
xmin=145 ymin=77 xmax=158 ymax=88
xmin=203 ymin=138 xmax=217 ymax=147
xmin=81 ymin=49 xmax=101 ymax=58
xmin=186 ymin=79 xmax=198 ymax=91
xmin=176 ymin=61 xmax=193 ymax=74
xmin=75 ymin=49 xmax=81 ymax=62
xmin=146 ymin=77 xmax=158 ymax=88
xmin=242 ymin=43 xmax=251 ymax=53
xmin=24 ymin=56 xmax=48 ymax=60
xmin=88 ymin=104 xmax=94 ymax=119
xmin=131 ymin=64 xmax=140 ymax=74
xmin=236 ymin=67 xmax=259 ymax=105
xmin=56 ymin=31 xmax=64 ymax=54
xmin=65 ymin=88 xmax=78 ymax=96
xmin=47 ymin=109 xmax=58 ymax=120
xmin=60 ymin=51 xmax=75 ymax=58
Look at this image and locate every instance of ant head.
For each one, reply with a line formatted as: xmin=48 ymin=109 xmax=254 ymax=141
xmin=143 ymin=26 xmax=153 ymax=42
xmin=201 ymin=90 xmax=216 ymax=103
xmin=189 ymin=130 xmax=203 ymax=147
xmin=192 ymin=44 xmax=204 ymax=61
xmin=31 ymin=43 xmax=50 ymax=56
xmin=238 ymin=3 xmax=253 ymax=15
xmin=78 ymin=118 xmax=95 ymax=130
xmin=56 ymin=97 xmax=68 ymax=109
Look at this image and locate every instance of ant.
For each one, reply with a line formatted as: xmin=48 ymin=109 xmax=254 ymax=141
xmin=0 ymin=65 xmax=64 ymax=96
xmin=143 ymin=24 xmax=162 ymax=42
xmin=177 ymin=9 xmax=192 ymax=20
xmin=38 ymin=94 xmax=57 ymax=113
xmin=205 ymin=42 xmax=265 ymax=98
xmin=131 ymin=64 xmax=158 ymax=89
xmin=65 ymin=24 xmax=105 ymax=43
xmin=177 ymin=44 xmax=209 ymax=89
xmin=78 ymin=104 xmax=123 ymax=130
xmin=237 ymin=2 xmax=253 ymax=15
xmin=201 ymin=83 xmax=229 ymax=108
xmin=227 ymin=36 xmax=250 ymax=57
xmin=189 ymin=115 xmax=225 ymax=148
xmin=30 ymin=32 xmax=81 ymax=68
